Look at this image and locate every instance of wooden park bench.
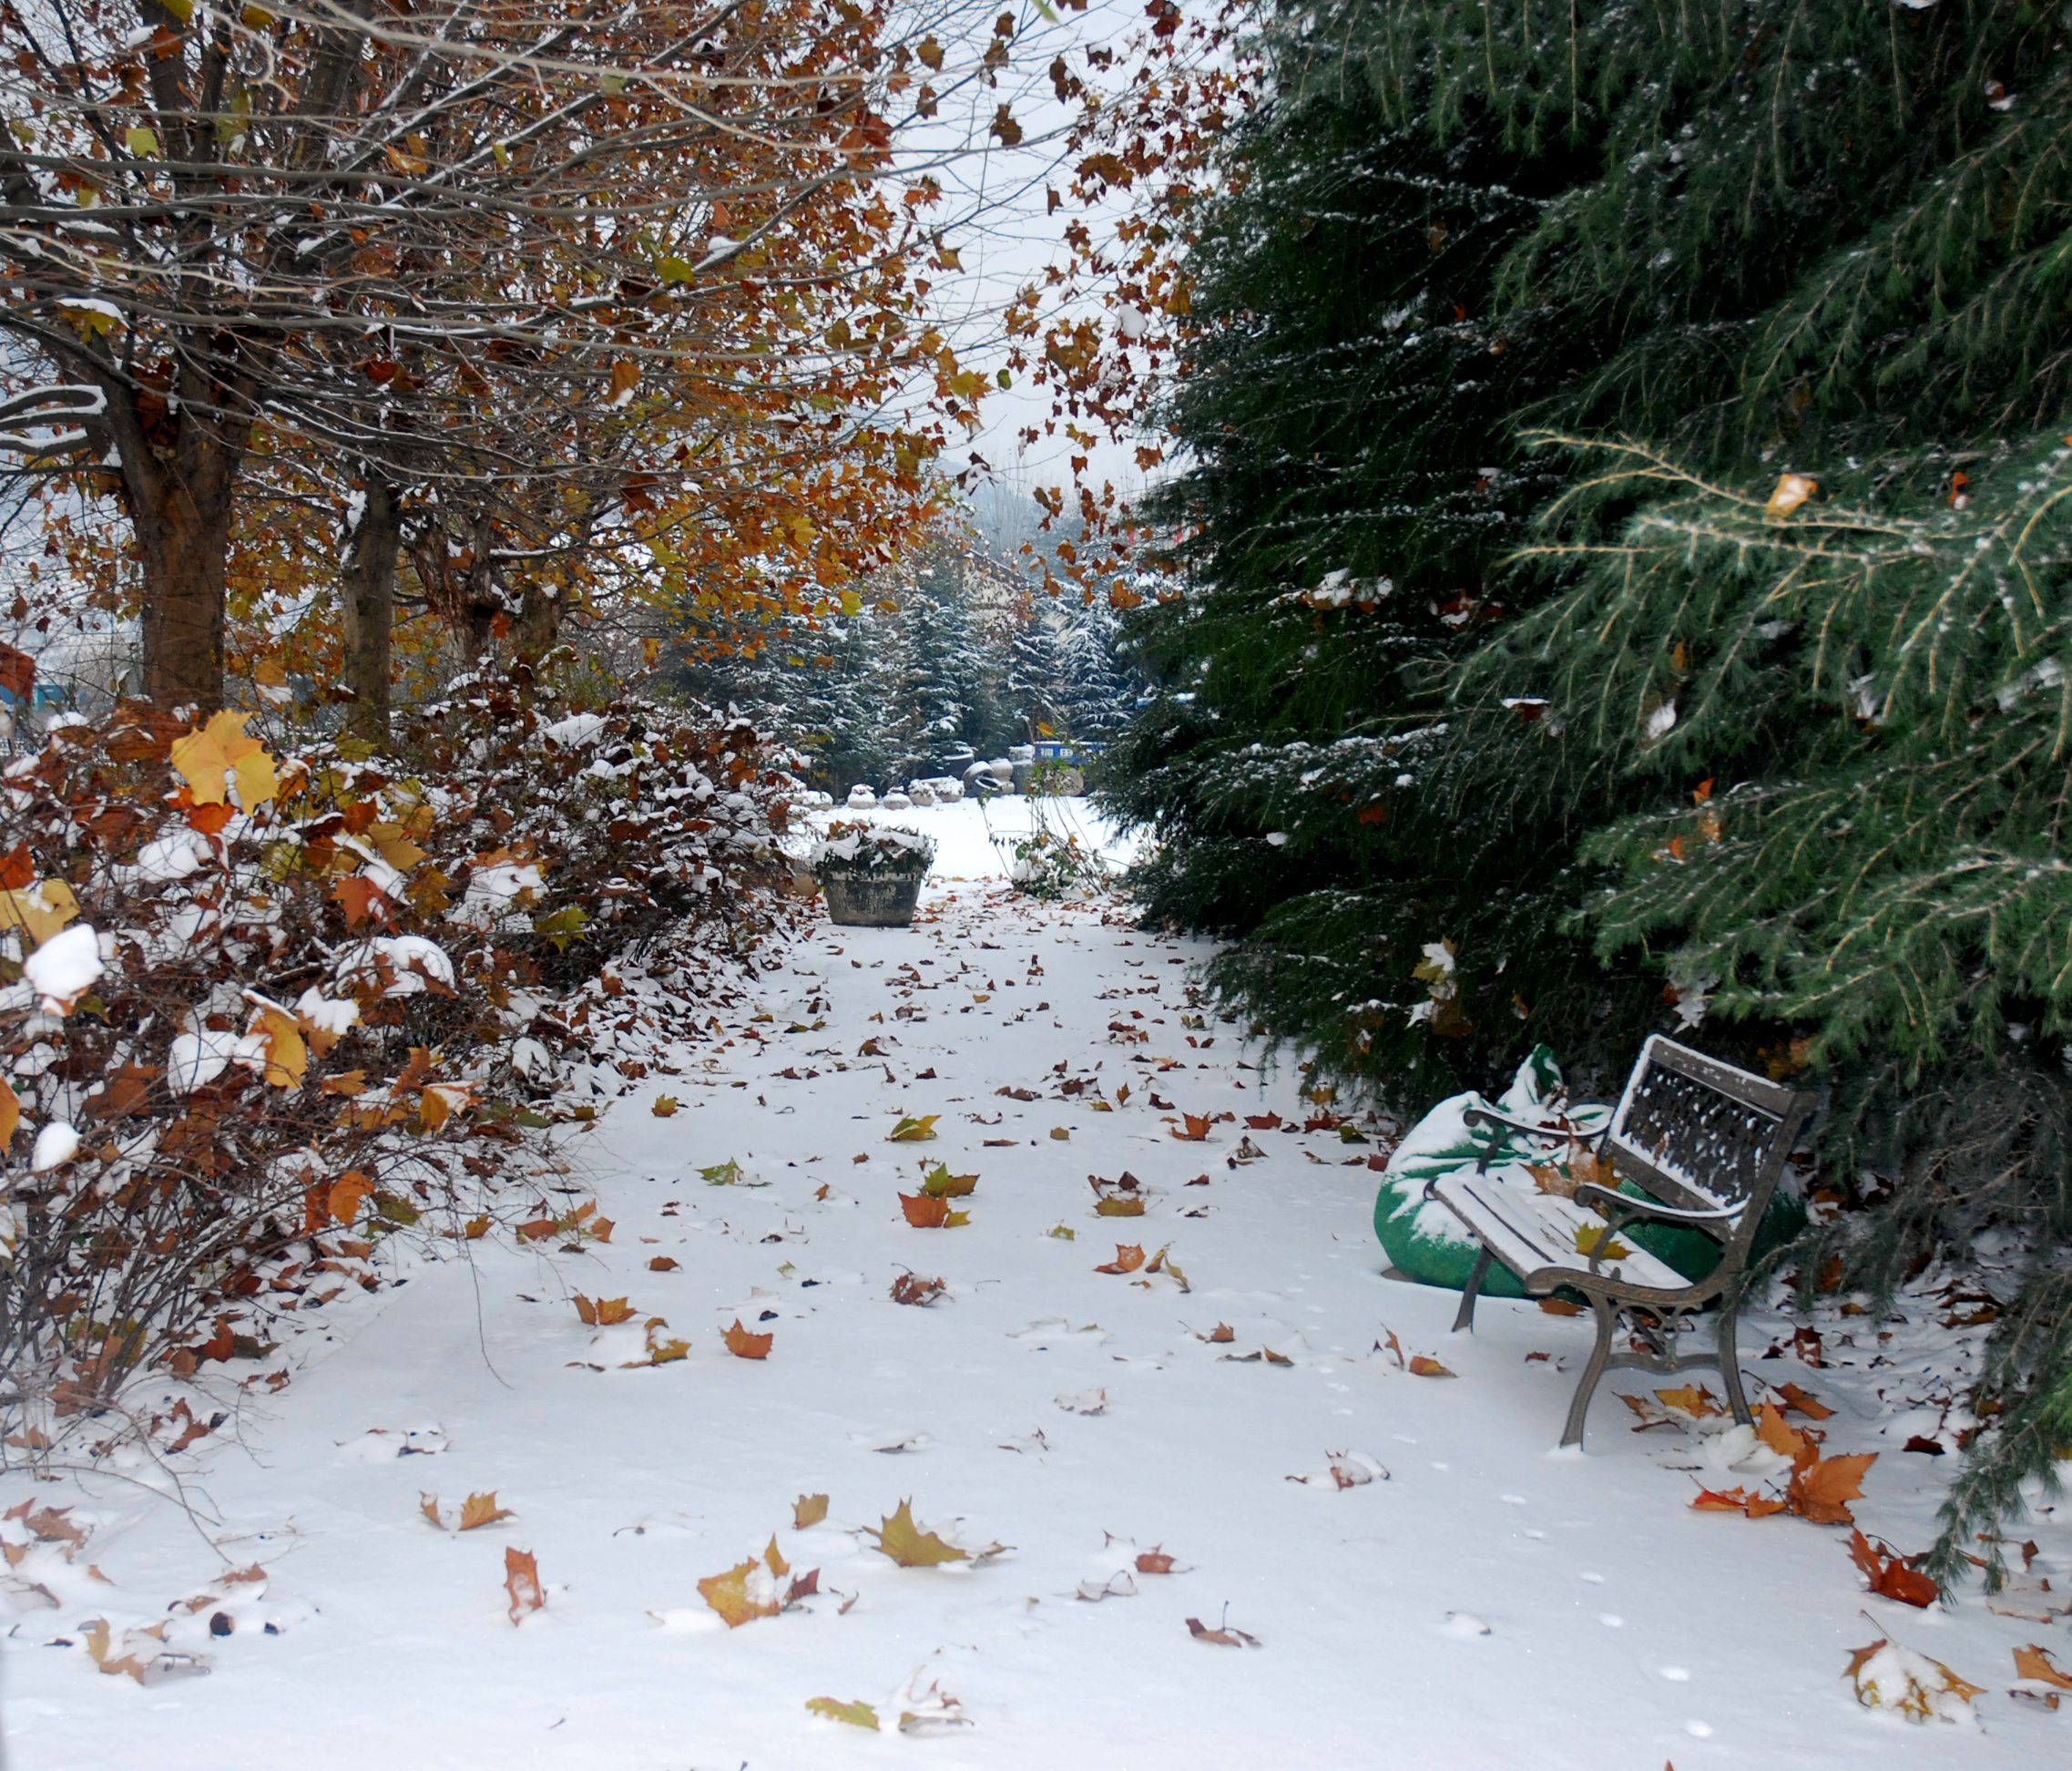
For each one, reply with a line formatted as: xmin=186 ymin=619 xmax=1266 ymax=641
xmin=1425 ymin=1035 xmax=1816 ymax=1448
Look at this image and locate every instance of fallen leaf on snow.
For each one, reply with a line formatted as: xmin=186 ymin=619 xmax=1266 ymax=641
xmin=1288 ymin=1450 xmax=1389 ymax=1489
xmin=1408 ymin=1355 xmax=1455 ymax=1378
xmin=793 ymin=1493 xmax=830 ymax=1530
xmin=2014 ymin=1642 xmax=2072 ymax=1700
xmin=504 ymin=1547 xmax=544 ymax=1623
xmin=866 ymin=1499 xmax=969 ymax=1567
xmin=648 ymin=1255 xmax=679 ymax=1272
xmin=1094 ymin=1244 xmax=1145 ymax=1275
xmin=890 ymin=1272 xmax=947 ymax=1305
xmin=1847 ymin=1530 xmax=1938 ymax=1608
xmin=1846 ymin=1629 xmax=1981 ymax=1723
xmin=806 ymin=1696 xmax=881 ymax=1730
xmin=573 ymin=1294 xmax=635 ymax=1327
xmin=1655 ymin=1383 xmax=1722 ymax=1418
xmin=899 ymin=1192 xmax=969 ymax=1228
xmin=650 ymin=1095 xmax=679 ymax=1117
xmin=1200 ymin=1323 xmax=1235 ymax=1344
xmin=919 ymin=1162 xmax=977 ymax=1198
xmin=887 ymin=1114 xmax=940 ymax=1142
xmin=722 ymin=1318 xmax=774 ymax=1359
xmin=1187 ymin=1613 xmax=1262 ymax=1648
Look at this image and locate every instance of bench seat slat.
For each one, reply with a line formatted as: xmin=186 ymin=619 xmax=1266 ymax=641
xmin=1425 ymin=1172 xmax=1690 ymax=1295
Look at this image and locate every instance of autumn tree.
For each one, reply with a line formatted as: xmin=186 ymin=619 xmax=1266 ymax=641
xmin=0 ymin=1 xmax=1001 ymax=712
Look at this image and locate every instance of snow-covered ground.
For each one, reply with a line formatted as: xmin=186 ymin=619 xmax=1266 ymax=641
xmin=3 ymin=806 xmax=2064 ymax=1767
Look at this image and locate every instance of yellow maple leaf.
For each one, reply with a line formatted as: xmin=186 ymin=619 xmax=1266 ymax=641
xmin=249 ymin=1003 xmax=306 ymax=1089
xmin=866 ymin=1499 xmax=968 ymax=1567
xmin=887 ymin=1113 xmax=939 ymax=1141
xmin=698 ymin=1556 xmax=780 ymax=1628
xmin=641 ymin=1318 xmax=689 ymax=1365
xmin=170 ymin=711 xmax=279 ymax=808
xmin=1655 ymin=1383 xmax=1723 ymax=1418
xmin=793 ymin=1493 xmax=830 ymax=1530
xmin=1574 ymin=1223 xmax=1631 ymax=1261
xmin=459 ymin=1491 xmax=514 ymax=1530
xmin=0 ymin=879 xmax=79 ymax=947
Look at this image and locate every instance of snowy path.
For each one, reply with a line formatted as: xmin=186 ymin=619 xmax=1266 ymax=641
xmin=5 ymin=846 xmax=2066 ymax=1768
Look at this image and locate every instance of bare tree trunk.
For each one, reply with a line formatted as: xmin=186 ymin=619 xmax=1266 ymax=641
xmin=341 ymin=477 xmax=401 ymax=744
xmin=134 ymin=467 xmax=233 ymax=711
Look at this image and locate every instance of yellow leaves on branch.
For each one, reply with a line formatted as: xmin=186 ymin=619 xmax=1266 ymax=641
xmin=0 ymin=876 xmax=79 ymax=949
xmin=170 ymin=711 xmax=279 ymax=809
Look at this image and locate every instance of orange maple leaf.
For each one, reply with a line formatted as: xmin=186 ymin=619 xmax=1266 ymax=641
xmin=723 ymin=1318 xmax=773 ymax=1359
xmin=573 ymin=1294 xmax=635 ymax=1326
xmin=1847 ymin=1530 xmax=1937 ymax=1608
xmin=1788 ymin=1449 xmax=1876 ymax=1526
xmin=1095 ymin=1244 xmax=1147 ymax=1275
xmin=504 ymin=1547 xmax=544 ymax=1623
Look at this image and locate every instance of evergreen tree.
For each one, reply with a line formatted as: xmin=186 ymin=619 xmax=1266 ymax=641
xmin=1114 ymin=0 xmax=2072 ymax=1561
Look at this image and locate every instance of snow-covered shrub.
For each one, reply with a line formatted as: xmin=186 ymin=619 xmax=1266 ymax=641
xmin=1000 ymin=822 xmax=1108 ymax=903
xmin=845 ymin=783 xmax=879 ymax=808
xmin=881 ymin=790 xmax=913 ymax=810
xmin=0 ymin=675 xmax=797 ymax=1440
xmin=810 ymin=821 xmax=936 ymax=881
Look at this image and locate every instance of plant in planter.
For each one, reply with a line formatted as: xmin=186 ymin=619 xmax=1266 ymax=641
xmin=811 ymin=822 xmax=937 ymax=927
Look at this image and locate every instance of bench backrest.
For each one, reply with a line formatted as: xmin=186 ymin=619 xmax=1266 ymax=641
xmin=1607 ymin=1035 xmax=1815 ymax=1256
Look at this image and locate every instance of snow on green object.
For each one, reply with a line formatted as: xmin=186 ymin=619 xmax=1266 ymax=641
xmin=1374 ymin=1044 xmax=1804 ymax=1292
xmin=1373 ymin=1046 xmax=1601 ymax=1296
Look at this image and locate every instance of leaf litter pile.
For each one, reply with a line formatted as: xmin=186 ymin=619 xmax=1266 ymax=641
xmin=3 ymin=801 xmax=2061 ymax=1766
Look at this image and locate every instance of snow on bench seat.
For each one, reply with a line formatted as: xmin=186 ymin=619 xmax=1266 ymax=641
xmin=1424 ymin=1171 xmax=1689 ymax=1295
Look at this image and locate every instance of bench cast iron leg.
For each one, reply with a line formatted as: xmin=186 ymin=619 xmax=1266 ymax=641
xmin=1453 ymin=1244 xmax=1493 ymax=1334
xmin=1715 ymin=1300 xmax=1750 ymax=1426
xmin=1561 ymin=1293 xmax=1617 ymax=1449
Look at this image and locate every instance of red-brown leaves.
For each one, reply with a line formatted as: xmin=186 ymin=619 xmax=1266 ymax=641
xmin=1169 ymin=1112 xmax=1213 ymax=1141
xmin=1095 ymin=1244 xmax=1146 ymax=1275
xmin=1847 ymin=1531 xmax=1939 ymax=1608
xmin=890 ymin=1273 xmax=946 ymax=1305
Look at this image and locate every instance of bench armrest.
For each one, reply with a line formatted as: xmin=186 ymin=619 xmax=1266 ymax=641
xmin=1461 ymin=1106 xmax=1599 ymax=1143
xmin=1572 ymin=1182 xmax=1738 ymax=1225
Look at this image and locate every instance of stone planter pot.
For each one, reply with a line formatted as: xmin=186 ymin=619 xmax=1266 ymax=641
xmin=821 ymin=871 xmax=925 ymax=927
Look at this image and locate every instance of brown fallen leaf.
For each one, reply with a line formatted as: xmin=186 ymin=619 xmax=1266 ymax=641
xmin=1538 ymin=1297 xmax=1584 ymax=1316
xmin=2015 ymin=1642 xmax=2072 ymax=1693
xmin=890 ymin=1272 xmax=947 ymax=1305
xmin=1171 ymin=1113 xmax=1213 ymax=1141
xmin=1771 ymin=1380 xmax=1834 ymax=1419
xmin=459 ymin=1490 xmax=514 ymax=1531
xmin=504 ymin=1547 xmax=544 ymax=1623
xmin=1655 ymin=1383 xmax=1721 ymax=1418
xmin=899 ymin=1192 xmax=969 ymax=1228
xmin=650 ymin=1096 xmax=679 ymax=1117
xmin=1136 ymin=1549 xmax=1179 ymax=1574
xmin=793 ymin=1493 xmax=830 ymax=1530
xmin=1788 ymin=1449 xmax=1876 ymax=1526
xmin=647 ymin=1255 xmax=680 ymax=1272
xmin=1199 ymin=1323 xmax=1235 ymax=1344
xmin=1848 ymin=1530 xmax=1938 ymax=1608
xmin=1049 ymin=1126 xmax=1071 ymax=1141
xmin=723 ymin=1318 xmax=774 ymax=1359
xmin=1846 ymin=1629 xmax=1983 ymax=1720
xmin=1095 ymin=1244 xmax=1146 ymax=1275
xmin=866 ymin=1498 xmax=968 ymax=1568
xmin=1095 ymin=1194 xmax=1147 ymax=1217
xmin=1408 ymin=1355 xmax=1454 ymax=1378
xmin=573 ymin=1293 xmax=635 ymax=1327
xmin=1690 ymin=1484 xmax=1788 ymax=1518
xmin=1186 ymin=1613 xmax=1261 ymax=1647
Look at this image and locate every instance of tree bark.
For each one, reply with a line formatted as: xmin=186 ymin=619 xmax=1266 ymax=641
xmin=341 ymin=477 xmax=402 ymax=744
xmin=134 ymin=463 xmax=235 ymax=711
